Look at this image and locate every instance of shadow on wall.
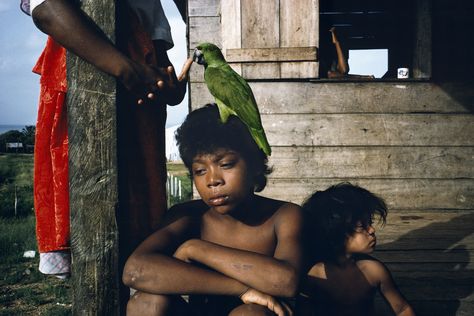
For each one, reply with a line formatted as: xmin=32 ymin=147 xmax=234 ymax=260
xmin=374 ymin=212 xmax=474 ymax=315
xmin=435 ymin=81 xmax=474 ymax=113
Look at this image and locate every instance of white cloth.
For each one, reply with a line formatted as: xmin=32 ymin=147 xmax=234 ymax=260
xmin=29 ymin=0 xmax=45 ymax=14
xmin=39 ymin=252 xmax=71 ymax=277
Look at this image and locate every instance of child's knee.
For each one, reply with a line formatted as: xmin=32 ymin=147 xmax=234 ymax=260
xmin=228 ymin=303 xmax=275 ymax=316
xmin=127 ymin=291 xmax=171 ymax=316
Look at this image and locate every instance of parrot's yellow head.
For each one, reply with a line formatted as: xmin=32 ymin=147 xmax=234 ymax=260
xmin=193 ymin=42 xmax=226 ymax=67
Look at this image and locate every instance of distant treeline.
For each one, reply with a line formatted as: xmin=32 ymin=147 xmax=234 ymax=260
xmin=0 ymin=126 xmax=35 ymax=153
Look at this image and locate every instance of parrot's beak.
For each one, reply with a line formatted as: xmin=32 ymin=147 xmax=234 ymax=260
xmin=193 ymin=48 xmax=205 ymax=65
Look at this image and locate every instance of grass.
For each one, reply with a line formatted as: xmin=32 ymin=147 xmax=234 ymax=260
xmin=0 ymin=154 xmax=34 ymax=186
xmin=0 ymin=153 xmax=34 ymax=218
xmin=0 ymin=216 xmax=72 ymax=316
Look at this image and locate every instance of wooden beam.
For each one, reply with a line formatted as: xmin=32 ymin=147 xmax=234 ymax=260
xmin=263 ymin=178 xmax=474 ymax=209
xmin=261 ymin=114 xmax=474 ymax=146
xmin=268 ymin=146 xmax=474 ymax=179
xmin=191 ymin=81 xmax=474 ymax=113
xmin=225 ymin=47 xmax=318 ymax=63
xmin=67 ymin=0 xmax=119 ymax=314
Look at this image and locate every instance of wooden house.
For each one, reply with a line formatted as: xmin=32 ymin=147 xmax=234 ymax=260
xmin=187 ymin=0 xmax=474 ymax=314
xmin=64 ymin=0 xmax=473 ymax=314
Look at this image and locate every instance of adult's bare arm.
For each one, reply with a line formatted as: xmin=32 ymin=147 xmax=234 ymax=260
xmin=31 ymin=0 xmax=186 ymax=104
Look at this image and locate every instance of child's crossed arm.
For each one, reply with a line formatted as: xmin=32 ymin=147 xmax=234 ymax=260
xmin=173 ymin=203 xmax=303 ymax=297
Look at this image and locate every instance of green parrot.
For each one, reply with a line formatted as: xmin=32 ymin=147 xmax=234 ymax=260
xmin=193 ymin=42 xmax=272 ymax=156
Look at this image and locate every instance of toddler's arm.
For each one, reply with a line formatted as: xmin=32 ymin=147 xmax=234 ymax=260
xmin=375 ymin=261 xmax=416 ymax=316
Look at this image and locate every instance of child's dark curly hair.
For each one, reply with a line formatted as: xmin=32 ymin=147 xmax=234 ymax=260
xmin=175 ymin=104 xmax=272 ymax=192
xmin=302 ymin=182 xmax=387 ymax=262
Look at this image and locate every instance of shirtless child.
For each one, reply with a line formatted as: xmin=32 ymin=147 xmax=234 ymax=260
xmin=299 ymin=183 xmax=415 ymax=316
xmin=123 ymin=104 xmax=303 ymax=316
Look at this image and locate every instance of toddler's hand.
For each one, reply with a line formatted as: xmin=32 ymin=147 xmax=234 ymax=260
xmin=240 ymin=288 xmax=293 ymax=316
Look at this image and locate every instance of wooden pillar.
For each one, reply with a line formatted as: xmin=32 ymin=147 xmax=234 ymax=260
xmin=413 ymin=0 xmax=432 ymax=79
xmin=67 ymin=0 xmax=119 ymax=314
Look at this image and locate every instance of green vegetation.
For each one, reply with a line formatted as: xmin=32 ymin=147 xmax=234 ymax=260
xmin=0 ymin=154 xmax=34 ymax=218
xmin=0 ymin=126 xmax=35 ymax=154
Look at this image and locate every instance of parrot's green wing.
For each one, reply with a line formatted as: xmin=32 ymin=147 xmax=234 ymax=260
xmin=204 ymin=65 xmax=272 ymax=156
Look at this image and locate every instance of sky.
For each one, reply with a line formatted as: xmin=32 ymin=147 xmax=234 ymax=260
xmin=0 ymin=0 xmax=188 ymax=127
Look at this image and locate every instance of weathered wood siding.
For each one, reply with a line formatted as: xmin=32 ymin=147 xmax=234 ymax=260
xmin=188 ymin=0 xmax=319 ymax=79
xmin=187 ymin=0 xmax=474 ymax=315
xmin=67 ymin=0 xmax=119 ymax=314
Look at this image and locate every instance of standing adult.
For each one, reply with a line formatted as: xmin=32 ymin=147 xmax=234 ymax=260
xmin=20 ymin=0 xmax=187 ymax=278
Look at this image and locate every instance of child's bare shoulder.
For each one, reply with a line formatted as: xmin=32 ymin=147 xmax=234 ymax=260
xmin=169 ymin=199 xmax=208 ymax=213
xmin=266 ymin=198 xmax=303 ymax=227
xmin=253 ymin=195 xmax=301 ymax=220
xmin=355 ymin=254 xmax=391 ymax=285
xmin=164 ymin=199 xmax=208 ymax=224
xmin=262 ymin=196 xmax=301 ymax=216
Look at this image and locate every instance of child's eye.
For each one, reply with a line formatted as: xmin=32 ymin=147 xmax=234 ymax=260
xmin=192 ymin=168 xmax=206 ymax=176
xmin=220 ymin=161 xmax=236 ymax=169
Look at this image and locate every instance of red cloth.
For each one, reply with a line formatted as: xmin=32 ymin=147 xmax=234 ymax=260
xmin=33 ymin=37 xmax=69 ymax=253
xmin=33 ymin=13 xmax=168 ymax=254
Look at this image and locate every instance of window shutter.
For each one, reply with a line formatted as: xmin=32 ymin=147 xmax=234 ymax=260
xmin=221 ymin=0 xmax=319 ymax=79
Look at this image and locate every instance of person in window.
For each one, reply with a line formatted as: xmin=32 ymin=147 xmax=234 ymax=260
xmin=327 ymin=27 xmax=350 ymax=78
xmin=320 ymin=27 xmax=375 ymax=79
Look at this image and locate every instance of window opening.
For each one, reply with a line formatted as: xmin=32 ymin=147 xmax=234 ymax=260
xmin=348 ymin=49 xmax=388 ymax=78
xmin=319 ymin=0 xmax=414 ymax=79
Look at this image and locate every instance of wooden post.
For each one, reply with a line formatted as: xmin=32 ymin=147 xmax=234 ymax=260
xmin=413 ymin=0 xmax=432 ymax=79
xmin=67 ymin=0 xmax=119 ymax=314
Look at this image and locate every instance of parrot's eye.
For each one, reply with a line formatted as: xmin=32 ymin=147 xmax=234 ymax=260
xmin=193 ymin=49 xmax=205 ymax=65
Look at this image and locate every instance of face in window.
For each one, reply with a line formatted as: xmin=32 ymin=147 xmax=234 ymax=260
xmin=191 ymin=148 xmax=254 ymax=215
xmin=345 ymin=220 xmax=377 ymax=255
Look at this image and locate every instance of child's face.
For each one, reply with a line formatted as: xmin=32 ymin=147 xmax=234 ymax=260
xmin=191 ymin=148 xmax=254 ymax=215
xmin=345 ymin=221 xmax=377 ymax=255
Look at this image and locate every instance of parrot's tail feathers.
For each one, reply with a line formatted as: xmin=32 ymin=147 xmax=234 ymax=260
xmin=250 ymin=127 xmax=272 ymax=156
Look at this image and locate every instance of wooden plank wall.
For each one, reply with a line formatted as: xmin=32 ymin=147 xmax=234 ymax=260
xmin=187 ymin=1 xmax=474 ymax=315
